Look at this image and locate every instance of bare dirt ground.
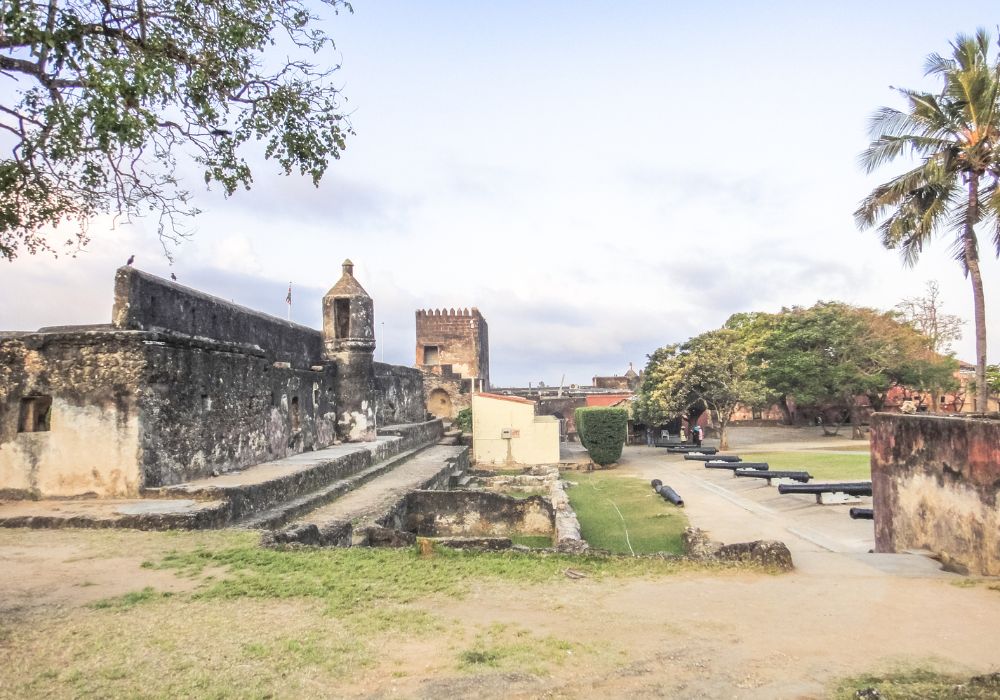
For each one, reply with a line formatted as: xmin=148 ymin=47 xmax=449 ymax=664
xmin=1 ymin=426 xmax=998 ymax=699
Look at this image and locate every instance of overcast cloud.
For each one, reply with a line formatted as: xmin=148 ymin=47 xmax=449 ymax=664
xmin=2 ymin=1 xmax=1000 ymax=386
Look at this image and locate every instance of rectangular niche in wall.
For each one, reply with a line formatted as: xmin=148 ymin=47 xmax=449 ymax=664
xmin=334 ymin=298 xmax=350 ymax=338
xmin=18 ymin=395 xmax=53 ymax=433
xmin=423 ymin=345 xmax=440 ymax=365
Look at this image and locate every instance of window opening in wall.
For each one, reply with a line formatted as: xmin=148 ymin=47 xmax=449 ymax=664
xmin=424 ymin=345 xmax=440 ymax=365
xmin=291 ymin=396 xmax=300 ymax=432
xmin=270 ymin=391 xmax=277 ymax=407
xmin=202 ymin=394 xmax=212 ymax=411
xmin=18 ymin=395 xmax=52 ymax=433
xmin=334 ymin=299 xmax=350 ymax=338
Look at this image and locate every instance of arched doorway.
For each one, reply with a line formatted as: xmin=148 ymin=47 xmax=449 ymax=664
xmin=427 ymin=388 xmax=453 ymax=419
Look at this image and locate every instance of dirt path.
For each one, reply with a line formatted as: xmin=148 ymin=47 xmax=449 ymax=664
xmin=1 ymin=427 xmax=997 ymax=699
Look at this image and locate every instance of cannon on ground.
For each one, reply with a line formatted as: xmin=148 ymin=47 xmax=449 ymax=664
xmin=684 ymin=454 xmax=741 ymax=463
xmin=665 ymin=446 xmax=717 ymax=454
xmin=777 ymin=481 xmax=873 ymax=504
xmin=849 ymin=507 xmax=874 ymax=520
xmin=705 ymin=461 xmax=768 ymax=471
xmin=734 ymin=469 xmax=811 ymax=485
xmin=650 ymin=479 xmax=684 ymax=507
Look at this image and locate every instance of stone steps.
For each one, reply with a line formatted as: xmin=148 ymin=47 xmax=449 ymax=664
xmin=239 ymin=444 xmax=430 ymax=530
xmin=143 ymin=420 xmax=444 ymax=524
xmin=264 ymin=444 xmax=469 ymax=547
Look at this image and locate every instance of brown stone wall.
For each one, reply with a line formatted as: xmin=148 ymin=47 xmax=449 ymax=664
xmin=871 ymin=412 xmax=1000 ymax=575
xmin=415 ymin=308 xmax=489 ymax=388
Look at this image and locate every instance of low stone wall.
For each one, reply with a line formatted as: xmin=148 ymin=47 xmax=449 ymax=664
xmin=872 ymin=412 xmax=1000 ymax=575
xmin=377 ymin=419 xmax=443 ymax=451
xmin=402 ymin=490 xmax=554 ymax=538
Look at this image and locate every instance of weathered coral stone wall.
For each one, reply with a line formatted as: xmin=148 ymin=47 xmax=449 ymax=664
xmin=402 ymin=490 xmax=554 ymax=537
xmin=113 ymin=266 xmax=322 ymax=368
xmin=0 ymin=331 xmax=144 ymax=498
xmin=373 ymin=363 xmax=427 ymax=426
xmin=138 ymin=337 xmax=338 ymax=487
xmin=871 ymin=412 xmax=1000 ymax=575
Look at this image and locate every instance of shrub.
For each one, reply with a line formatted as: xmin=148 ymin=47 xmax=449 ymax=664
xmin=455 ymin=407 xmax=472 ymax=433
xmin=574 ymin=407 xmax=628 ymax=466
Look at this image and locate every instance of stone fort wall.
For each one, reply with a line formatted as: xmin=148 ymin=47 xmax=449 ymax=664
xmin=872 ymin=412 xmax=1000 ymax=575
xmin=113 ymin=267 xmax=323 ymax=369
xmin=0 ymin=268 xmax=425 ymax=497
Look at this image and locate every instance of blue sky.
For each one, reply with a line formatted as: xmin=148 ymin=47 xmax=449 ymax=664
xmin=3 ymin=1 xmax=1000 ymax=385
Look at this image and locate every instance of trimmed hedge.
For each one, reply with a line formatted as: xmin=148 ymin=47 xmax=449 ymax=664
xmin=575 ymin=407 xmax=628 ymax=466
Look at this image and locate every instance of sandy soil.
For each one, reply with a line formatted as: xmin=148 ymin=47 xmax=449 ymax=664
xmin=1 ymin=427 xmax=998 ymax=699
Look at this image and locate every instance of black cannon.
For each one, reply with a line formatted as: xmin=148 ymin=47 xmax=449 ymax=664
xmin=705 ymin=461 xmax=768 ymax=471
xmin=665 ymin=446 xmax=717 ymax=455
xmin=849 ymin=507 xmax=874 ymax=520
xmin=650 ymin=479 xmax=684 ymax=507
xmin=734 ymin=469 xmax=811 ymax=484
xmin=777 ymin=481 xmax=873 ymax=504
xmin=684 ymin=454 xmax=741 ymax=462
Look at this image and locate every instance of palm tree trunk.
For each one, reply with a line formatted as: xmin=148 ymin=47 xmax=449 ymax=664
xmin=965 ymin=174 xmax=989 ymax=412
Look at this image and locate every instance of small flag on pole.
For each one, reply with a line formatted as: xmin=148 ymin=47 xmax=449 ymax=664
xmin=285 ymin=282 xmax=292 ymax=320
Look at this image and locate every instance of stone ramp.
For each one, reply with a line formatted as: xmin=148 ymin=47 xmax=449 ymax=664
xmin=0 ymin=420 xmax=445 ymax=531
xmin=265 ymin=444 xmax=469 ymax=547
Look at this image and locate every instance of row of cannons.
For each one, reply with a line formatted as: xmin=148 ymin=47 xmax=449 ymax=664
xmin=663 ymin=444 xmax=874 ymax=520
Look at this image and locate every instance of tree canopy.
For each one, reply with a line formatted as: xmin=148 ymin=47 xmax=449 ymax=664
xmin=637 ymin=301 xmax=958 ymax=441
xmin=0 ymin=0 xmax=353 ymax=260
xmin=855 ymin=29 xmax=1000 ymax=412
xmin=636 ymin=326 xmax=765 ymax=450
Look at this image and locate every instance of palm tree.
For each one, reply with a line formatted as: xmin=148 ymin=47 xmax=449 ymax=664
xmin=855 ymin=29 xmax=1000 ymax=412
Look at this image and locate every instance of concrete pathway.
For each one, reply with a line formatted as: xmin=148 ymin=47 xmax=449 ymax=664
xmin=617 ymin=440 xmax=951 ymax=580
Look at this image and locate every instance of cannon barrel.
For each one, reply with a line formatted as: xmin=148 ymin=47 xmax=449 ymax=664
xmin=849 ymin=507 xmax=874 ymax=520
xmin=735 ymin=469 xmax=811 ymax=482
xmin=655 ymin=483 xmax=684 ymax=507
xmin=666 ymin=446 xmax=717 ymax=454
xmin=777 ymin=481 xmax=872 ymax=497
xmin=684 ymin=454 xmax=741 ymax=462
xmin=706 ymin=461 xmax=768 ymax=471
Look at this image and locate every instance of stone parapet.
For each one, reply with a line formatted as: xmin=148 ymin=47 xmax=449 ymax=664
xmin=871 ymin=412 xmax=1000 ymax=575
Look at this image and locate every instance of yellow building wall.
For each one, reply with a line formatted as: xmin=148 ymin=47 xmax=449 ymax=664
xmin=472 ymin=394 xmax=560 ymax=466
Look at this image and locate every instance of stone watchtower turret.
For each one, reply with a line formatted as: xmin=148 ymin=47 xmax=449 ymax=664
xmin=323 ymin=259 xmax=377 ymax=442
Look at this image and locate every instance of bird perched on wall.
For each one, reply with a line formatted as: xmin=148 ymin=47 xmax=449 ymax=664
xmin=126 ymin=254 xmax=135 ymax=266
xmin=170 ymin=273 xmax=177 ymax=281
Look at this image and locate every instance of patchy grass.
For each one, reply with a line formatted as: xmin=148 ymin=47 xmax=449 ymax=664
xmin=565 ymin=471 xmax=688 ymax=555
xmin=833 ymin=668 xmax=1000 ymax=699
xmin=739 ymin=451 xmax=871 ymax=481
xmin=148 ymin=537 xmax=699 ymax=612
xmin=457 ymin=622 xmax=584 ymax=674
xmin=0 ymin=526 xmax=738 ymax=698
xmin=89 ymin=586 xmax=172 ymax=610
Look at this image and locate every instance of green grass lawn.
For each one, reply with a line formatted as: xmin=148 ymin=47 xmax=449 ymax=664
xmin=565 ymin=472 xmax=688 ymax=555
xmin=739 ymin=451 xmax=871 ymax=481
xmin=833 ymin=668 xmax=1000 ymax=699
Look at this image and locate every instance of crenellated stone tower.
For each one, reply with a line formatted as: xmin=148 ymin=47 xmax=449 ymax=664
xmin=323 ymin=259 xmax=377 ymax=442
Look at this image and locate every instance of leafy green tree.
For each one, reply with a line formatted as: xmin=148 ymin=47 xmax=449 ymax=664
xmin=638 ymin=328 xmax=765 ymax=450
xmin=0 ymin=0 xmax=353 ymax=260
xmin=754 ymin=302 xmax=957 ymax=438
xmin=855 ymin=29 xmax=1000 ymax=413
